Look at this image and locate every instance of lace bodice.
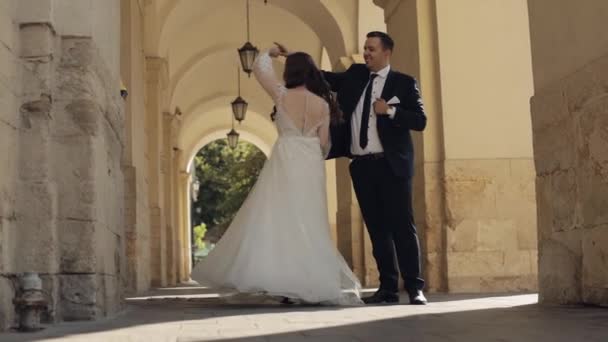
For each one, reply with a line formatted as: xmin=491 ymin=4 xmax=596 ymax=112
xmin=253 ymin=51 xmax=331 ymax=155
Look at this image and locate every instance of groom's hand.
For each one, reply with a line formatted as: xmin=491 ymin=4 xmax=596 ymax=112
xmin=373 ymin=98 xmax=390 ymax=115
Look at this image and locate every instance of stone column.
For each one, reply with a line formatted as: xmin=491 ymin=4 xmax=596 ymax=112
xmin=0 ymin=0 xmax=20 ymax=330
xmin=528 ymin=0 xmax=608 ymax=305
xmin=161 ymin=112 xmax=180 ymax=286
xmin=179 ymin=170 xmax=193 ymax=281
xmin=6 ymin=0 xmax=126 ymax=324
xmin=146 ymin=57 xmax=168 ymax=287
xmin=120 ymin=0 xmax=151 ymax=295
xmin=13 ymin=0 xmax=61 ymax=324
xmin=375 ymin=0 xmax=537 ymax=293
xmin=178 ymin=170 xmax=193 ymax=280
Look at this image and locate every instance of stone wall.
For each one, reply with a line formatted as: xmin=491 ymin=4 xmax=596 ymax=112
xmin=0 ymin=0 xmax=19 ymax=331
xmin=444 ymin=159 xmax=537 ymax=291
xmin=529 ymin=0 xmax=608 ymax=306
xmin=0 ymin=0 xmax=125 ymax=330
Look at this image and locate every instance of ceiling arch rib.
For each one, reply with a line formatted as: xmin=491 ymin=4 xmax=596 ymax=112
xmin=171 ymin=49 xmax=286 ymax=114
xmin=169 ymin=49 xmax=278 ymax=117
xmin=158 ymin=0 xmax=348 ymax=65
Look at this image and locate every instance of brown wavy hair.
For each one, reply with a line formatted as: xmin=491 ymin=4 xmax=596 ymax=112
xmin=283 ymin=52 xmax=343 ymax=125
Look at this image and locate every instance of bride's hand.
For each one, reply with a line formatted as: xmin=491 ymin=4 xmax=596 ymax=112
xmin=273 ymin=42 xmax=290 ymax=57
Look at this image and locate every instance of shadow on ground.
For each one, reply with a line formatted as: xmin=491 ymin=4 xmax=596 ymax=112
xmin=1 ymin=285 xmax=607 ymax=342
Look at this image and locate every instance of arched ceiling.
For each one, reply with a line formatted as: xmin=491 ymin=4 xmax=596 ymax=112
xmin=143 ymin=0 xmax=382 ymax=170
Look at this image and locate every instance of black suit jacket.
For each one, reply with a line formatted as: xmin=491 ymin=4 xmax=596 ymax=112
xmin=323 ymin=64 xmax=427 ymax=179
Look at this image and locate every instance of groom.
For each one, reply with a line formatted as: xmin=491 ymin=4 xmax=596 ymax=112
xmin=284 ymin=32 xmax=427 ymax=304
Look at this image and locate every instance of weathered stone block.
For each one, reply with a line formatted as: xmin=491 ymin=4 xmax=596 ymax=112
xmin=582 ymin=226 xmax=608 ymax=305
xmin=516 ymin=218 xmax=538 ymax=251
xmin=39 ymin=273 xmax=59 ymax=323
xmin=502 ymin=250 xmax=535 ymax=276
xmin=0 ymin=2 xmax=15 ymax=51
xmin=548 ymin=170 xmax=577 ymax=232
xmin=18 ymin=109 xmax=51 ymax=182
xmin=50 ymin=134 xmax=95 ymax=182
xmin=480 ymin=275 xmax=538 ymax=292
xmin=57 ymin=219 xmax=96 ymax=273
xmin=97 ymin=274 xmax=122 ymax=316
xmin=55 ymin=66 xmax=105 ymax=103
xmin=95 ymin=226 xmax=122 ymax=276
xmin=63 ymin=99 xmax=102 ymax=136
xmin=447 ymin=219 xmax=477 ymax=252
xmin=20 ymin=59 xmax=53 ymax=102
xmin=576 ymin=99 xmax=608 ymax=228
xmin=19 ymin=23 xmax=54 ymax=58
xmin=496 ymin=159 xmax=537 ymax=220
xmin=530 ymin=88 xmax=576 ymax=175
xmin=59 ymin=274 xmax=99 ymax=321
xmin=448 ymin=251 xmax=504 ymax=278
xmin=477 ymin=219 xmax=519 ymax=252
xmin=422 ymin=161 xmax=447 ymax=255
xmin=56 ymin=180 xmax=96 ymax=221
xmin=59 ymin=38 xmax=94 ymax=69
xmin=444 ymin=160 xmax=506 ymax=223
xmin=13 ymin=182 xmax=59 ymax=272
xmin=17 ymin=0 xmax=53 ymax=24
xmin=424 ymin=251 xmax=445 ymax=292
xmin=538 ymin=232 xmax=582 ymax=304
xmin=564 ymin=59 xmax=608 ymax=115
xmin=0 ymin=276 xmax=15 ymax=331
xmin=448 ymin=276 xmax=481 ymax=293
xmin=0 ymin=47 xmax=19 ymax=96
xmin=0 ymin=127 xmax=18 ymax=189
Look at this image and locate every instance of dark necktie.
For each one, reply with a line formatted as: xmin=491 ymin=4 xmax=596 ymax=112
xmin=359 ymin=73 xmax=378 ymax=149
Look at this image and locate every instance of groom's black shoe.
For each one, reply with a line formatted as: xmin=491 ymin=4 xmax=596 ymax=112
xmin=362 ymin=289 xmax=399 ymax=305
xmin=407 ymin=290 xmax=428 ymax=305
xmin=280 ymin=297 xmax=295 ymax=305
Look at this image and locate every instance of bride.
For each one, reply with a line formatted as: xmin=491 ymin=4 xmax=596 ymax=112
xmin=190 ymin=44 xmax=363 ymax=305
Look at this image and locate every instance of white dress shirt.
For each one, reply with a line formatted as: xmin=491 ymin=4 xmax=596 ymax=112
xmin=350 ymin=64 xmax=395 ymax=156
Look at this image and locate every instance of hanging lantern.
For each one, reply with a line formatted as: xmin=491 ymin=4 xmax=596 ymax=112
xmin=237 ymin=0 xmax=259 ymax=77
xmin=227 ymin=128 xmax=239 ymax=149
xmin=231 ymin=67 xmax=248 ymax=123
xmin=238 ymin=42 xmax=259 ymax=77
xmin=231 ymin=96 xmax=248 ymax=123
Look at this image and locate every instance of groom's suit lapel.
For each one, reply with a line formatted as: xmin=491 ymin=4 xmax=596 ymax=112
xmin=380 ymin=70 xmax=396 ymax=101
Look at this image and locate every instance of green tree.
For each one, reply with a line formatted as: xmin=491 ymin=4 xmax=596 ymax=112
xmin=192 ymin=223 xmax=207 ymax=249
xmin=191 ymin=140 xmax=266 ymax=241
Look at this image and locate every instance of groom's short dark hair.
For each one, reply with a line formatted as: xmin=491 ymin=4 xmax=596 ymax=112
xmin=367 ymin=31 xmax=394 ymax=51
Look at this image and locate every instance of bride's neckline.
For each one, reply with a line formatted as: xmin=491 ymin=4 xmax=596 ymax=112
xmin=287 ymin=85 xmax=307 ymax=91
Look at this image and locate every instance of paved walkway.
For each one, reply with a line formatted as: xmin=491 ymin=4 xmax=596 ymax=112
xmin=2 ymin=286 xmax=607 ymax=341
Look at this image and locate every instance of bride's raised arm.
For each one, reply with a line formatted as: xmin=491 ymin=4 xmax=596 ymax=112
xmin=252 ymin=47 xmax=285 ymax=103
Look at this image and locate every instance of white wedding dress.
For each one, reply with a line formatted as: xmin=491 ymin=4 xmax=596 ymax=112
xmin=190 ymin=51 xmax=362 ymax=305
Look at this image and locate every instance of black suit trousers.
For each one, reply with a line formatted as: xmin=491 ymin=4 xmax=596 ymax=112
xmin=349 ymin=157 xmax=425 ymax=294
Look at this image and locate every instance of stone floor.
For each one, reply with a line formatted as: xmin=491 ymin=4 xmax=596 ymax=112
xmin=2 ymin=286 xmax=607 ymax=342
